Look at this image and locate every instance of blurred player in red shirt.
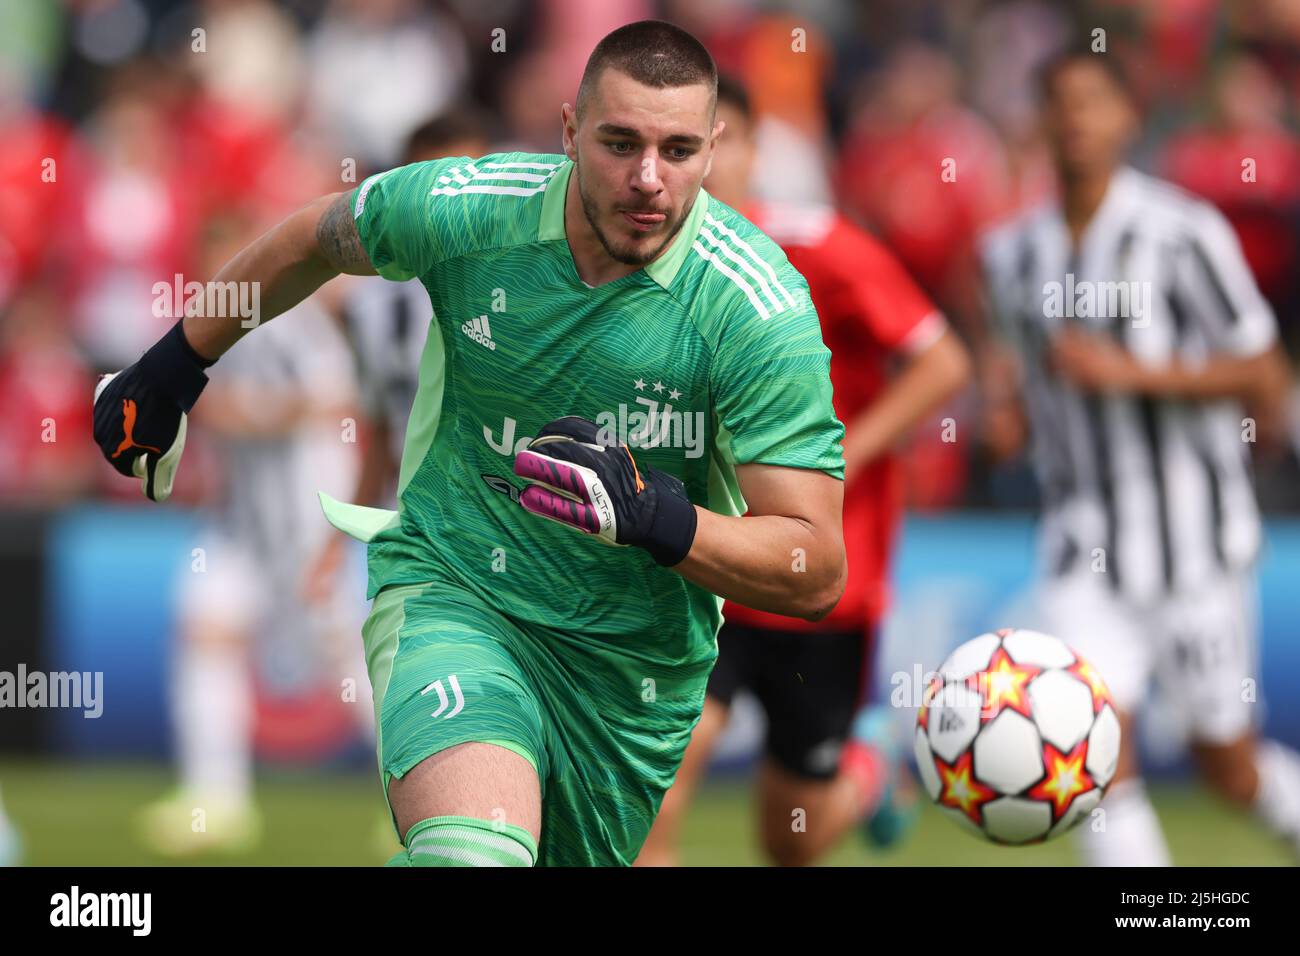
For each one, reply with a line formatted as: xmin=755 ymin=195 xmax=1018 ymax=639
xmin=1160 ymin=53 xmax=1300 ymax=342
xmin=834 ymin=44 xmax=1012 ymax=322
xmin=833 ymin=45 xmax=1004 ymax=509
xmin=638 ymin=77 xmax=970 ymax=867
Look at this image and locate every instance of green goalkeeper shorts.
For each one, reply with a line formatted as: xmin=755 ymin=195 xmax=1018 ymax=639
xmin=361 ymin=579 xmax=710 ymax=866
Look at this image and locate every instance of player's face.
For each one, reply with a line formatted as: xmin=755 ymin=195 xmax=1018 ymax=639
xmin=564 ymin=70 xmax=723 ymax=266
xmin=1043 ymin=61 xmax=1136 ymax=178
xmin=702 ymin=100 xmax=755 ymax=211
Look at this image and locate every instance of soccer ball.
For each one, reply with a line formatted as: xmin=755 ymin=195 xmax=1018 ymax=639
xmin=913 ymin=628 xmax=1121 ymax=845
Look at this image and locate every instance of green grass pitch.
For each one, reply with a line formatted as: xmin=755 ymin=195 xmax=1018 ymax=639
xmin=0 ymin=760 xmax=1291 ymax=866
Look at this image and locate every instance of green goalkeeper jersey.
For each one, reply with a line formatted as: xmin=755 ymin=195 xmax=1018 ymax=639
xmin=322 ymin=151 xmax=844 ymax=672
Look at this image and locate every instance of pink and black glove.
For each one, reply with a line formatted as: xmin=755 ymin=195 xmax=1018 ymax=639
xmin=513 ymin=416 xmax=697 ymax=566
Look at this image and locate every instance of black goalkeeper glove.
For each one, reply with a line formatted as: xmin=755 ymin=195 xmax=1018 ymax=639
xmin=513 ymin=415 xmax=698 ymax=566
xmin=93 ymin=320 xmax=214 ymax=502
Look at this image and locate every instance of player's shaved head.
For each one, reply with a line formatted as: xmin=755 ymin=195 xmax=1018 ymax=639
xmin=561 ymin=20 xmax=724 ymax=274
xmin=576 ymin=20 xmax=718 ymax=125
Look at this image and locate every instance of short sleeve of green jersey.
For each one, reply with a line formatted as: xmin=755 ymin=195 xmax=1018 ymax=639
xmin=710 ymin=266 xmax=845 ymax=480
xmin=350 ymin=157 xmax=484 ymax=281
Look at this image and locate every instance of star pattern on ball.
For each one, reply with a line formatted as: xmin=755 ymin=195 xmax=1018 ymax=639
xmin=1068 ymin=658 xmax=1113 ymax=713
xmin=967 ymin=646 xmax=1040 ymax=722
xmin=1027 ymin=740 xmax=1095 ymax=822
xmin=933 ymin=750 xmax=998 ymax=826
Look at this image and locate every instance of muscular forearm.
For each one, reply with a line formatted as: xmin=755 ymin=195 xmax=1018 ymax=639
xmin=843 ymin=329 xmax=970 ymax=480
xmin=1131 ymin=349 xmax=1289 ymax=404
xmin=183 ymin=193 xmax=372 ymax=361
xmin=671 ymin=506 xmax=846 ymax=622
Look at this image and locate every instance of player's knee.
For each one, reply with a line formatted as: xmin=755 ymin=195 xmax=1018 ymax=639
xmin=1206 ymin=769 xmax=1256 ymax=807
xmin=1199 ymin=756 xmax=1258 ymax=806
xmin=402 ymin=815 xmax=538 ymax=867
xmin=635 ymin=815 xmax=677 ymax=867
xmin=632 ymin=841 xmax=677 ymax=867
xmin=759 ymin=818 xmax=820 ymax=867
xmin=761 ymin=833 xmax=817 ymax=867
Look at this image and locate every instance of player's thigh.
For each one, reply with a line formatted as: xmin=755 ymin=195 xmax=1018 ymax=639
xmin=1156 ymin=573 xmax=1260 ymax=751
xmin=362 ymin=583 xmax=551 ymax=839
xmin=388 ymin=741 xmax=541 ymax=843
xmin=751 ymin=624 xmax=869 ymax=780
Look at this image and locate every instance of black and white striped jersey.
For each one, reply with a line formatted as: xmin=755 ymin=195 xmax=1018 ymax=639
xmin=207 ymin=301 xmax=359 ymax=567
xmin=341 ymin=276 xmax=431 ymax=502
xmin=981 ymin=166 xmax=1277 ymax=603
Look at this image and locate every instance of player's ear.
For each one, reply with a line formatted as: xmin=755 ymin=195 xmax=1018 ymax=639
xmin=561 ymin=103 xmax=579 ymax=162
xmin=701 ymin=120 xmax=725 ymax=180
xmin=702 ymin=152 xmax=714 ymax=181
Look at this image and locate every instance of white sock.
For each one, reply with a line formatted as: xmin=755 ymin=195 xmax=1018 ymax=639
xmin=1074 ymin=779 xmax=1172 ymax=866
xmin=173 ymin=642 xmax=252 ymax=803
xmin=1252 ymin=740 xmax=1300 ymax=854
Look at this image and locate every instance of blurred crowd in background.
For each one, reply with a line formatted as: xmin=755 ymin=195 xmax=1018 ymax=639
xmin=3 ymin=0 xmax=1300 ymax=511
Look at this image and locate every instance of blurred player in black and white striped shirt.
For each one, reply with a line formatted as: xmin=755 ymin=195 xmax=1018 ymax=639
xmin=298 ymin=110 xmax=492 ymax=619
xmin=981 ymin=48 xmax=1300 ymax=865
xmin=338 ymin=110 xmax=493 ymax=508
xmin=138 ymin=216 xmax=364 ymax=854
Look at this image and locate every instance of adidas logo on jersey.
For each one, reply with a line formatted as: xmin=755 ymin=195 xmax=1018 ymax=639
xmin=461 ymin=315 xmax=497 ymax=351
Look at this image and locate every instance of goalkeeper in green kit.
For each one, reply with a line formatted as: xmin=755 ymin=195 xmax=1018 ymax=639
xmin=93 ymin=21 xmax=847 ymax=867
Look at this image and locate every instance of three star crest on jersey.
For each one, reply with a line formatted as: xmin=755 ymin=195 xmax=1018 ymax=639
xmin=631 ymin=377 xmax=684 ymax=402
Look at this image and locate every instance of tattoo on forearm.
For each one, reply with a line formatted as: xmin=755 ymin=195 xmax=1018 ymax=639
xmin=316 ymin=193 xmax=371 ymax=273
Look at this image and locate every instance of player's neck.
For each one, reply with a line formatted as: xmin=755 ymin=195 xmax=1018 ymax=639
xmin=1059 ymin=165 xmax=1116 ymax=246
xmin=563 ymin=172 xmax=645 ymax=288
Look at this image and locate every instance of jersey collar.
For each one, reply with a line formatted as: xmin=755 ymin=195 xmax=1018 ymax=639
xmin=538 ymin=159 xmax=711 ymax=291
xmin=1048 ymin=164 xmax=1142 ymax=257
